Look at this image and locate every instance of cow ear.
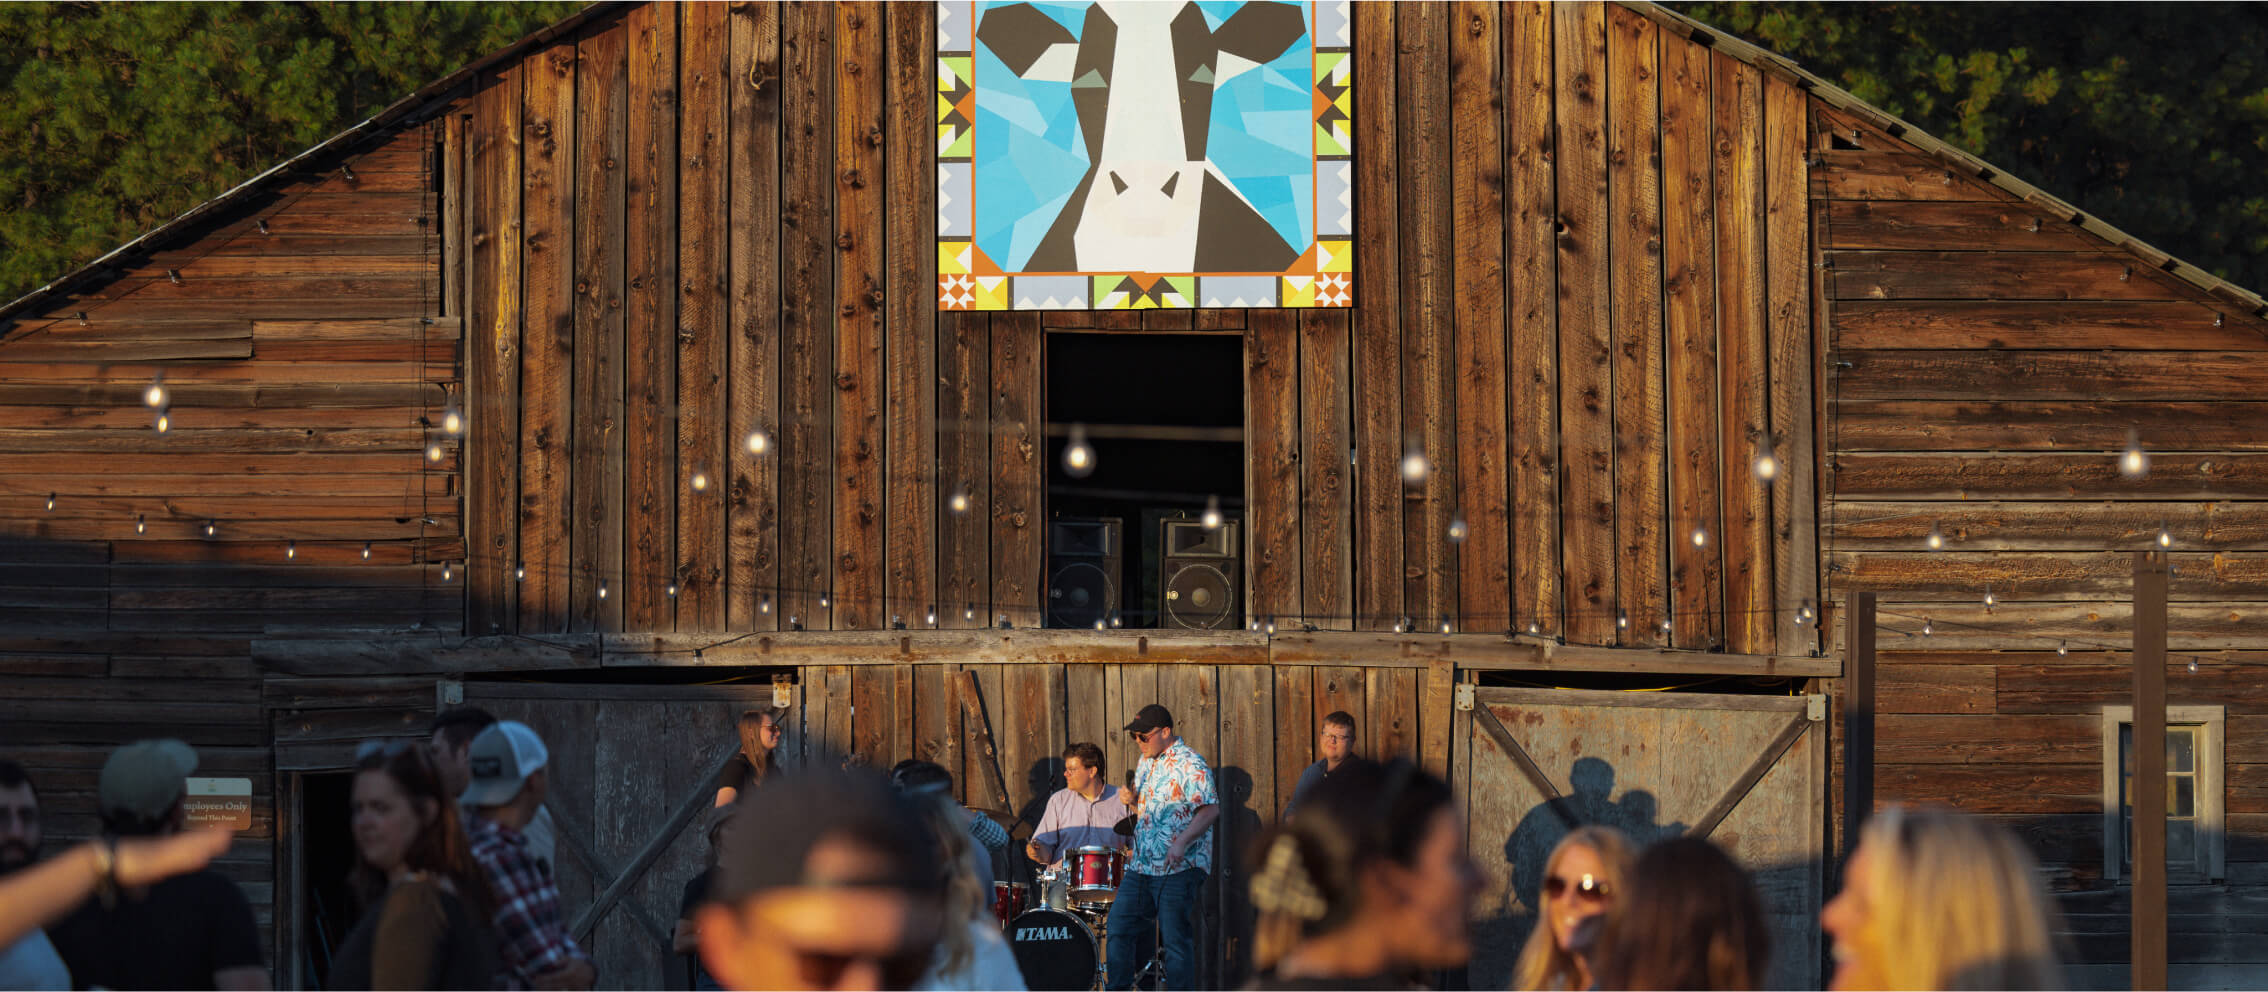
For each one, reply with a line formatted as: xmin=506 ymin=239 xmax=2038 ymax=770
xmin=1211 ymin=1 xmax=1307 ymax=66
xmin=977 ymin=2 xmax=1078 ymax=77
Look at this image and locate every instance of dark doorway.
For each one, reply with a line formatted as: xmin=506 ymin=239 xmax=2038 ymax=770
xmin=1044 ymin=332 xmax=1245 ymax=629
xmin=301 ymin=771 xmax=359 ymax=990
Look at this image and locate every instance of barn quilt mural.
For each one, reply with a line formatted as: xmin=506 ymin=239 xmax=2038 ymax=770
xmin=937 ymin=1 xmax=1352 ymax=311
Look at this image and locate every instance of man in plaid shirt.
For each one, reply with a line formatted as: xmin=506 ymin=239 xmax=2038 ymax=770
xmin=463 ymin=722 xmax=595 ymax=990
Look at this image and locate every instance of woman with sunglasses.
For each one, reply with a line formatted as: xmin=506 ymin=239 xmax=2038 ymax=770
xmin=328 ymin=741 xmax=500 ymax=991
xmin=1822 ymin=805 xmax=2063 ymax=990
xmin=1510 ymin=826 xmax=1633 ymax=991
xmin=1246 ymin=758 xmax=1478 ymax=990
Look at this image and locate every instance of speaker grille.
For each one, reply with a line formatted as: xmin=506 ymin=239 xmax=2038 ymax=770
xmin=1160 ymin=519 xmax=1239 ymax=630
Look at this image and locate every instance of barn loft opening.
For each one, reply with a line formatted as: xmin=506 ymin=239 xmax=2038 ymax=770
xmin=1044 ymin=332 xmax=1246 ymax=630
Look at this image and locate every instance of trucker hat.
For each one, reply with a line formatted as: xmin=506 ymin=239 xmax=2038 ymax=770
xmin=460 ymin=720 xmax=549 ymax=807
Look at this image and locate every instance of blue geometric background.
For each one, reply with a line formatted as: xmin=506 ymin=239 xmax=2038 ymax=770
xmin=972 ymin=1 xmax=1314 ymax=272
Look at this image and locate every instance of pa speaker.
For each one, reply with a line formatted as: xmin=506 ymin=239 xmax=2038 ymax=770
xmin=1160 ymin=518 xmax=1240 ymax=630
xmin=1047 ymin=517 xmax=1122 ymax=629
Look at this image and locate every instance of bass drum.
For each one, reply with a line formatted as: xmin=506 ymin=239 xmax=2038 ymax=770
xmin=1005 ymin=907 xmax=1099 ymax=991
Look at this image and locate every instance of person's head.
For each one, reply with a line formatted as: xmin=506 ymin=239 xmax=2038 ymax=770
xmin=1062 ymin=742 xmax=1106 ymax=793
xmin=1249 ymin=758 xmax=1476 ymax=974
xmin=428 ymin=706 xmax=498 ymax=800
xmin=698 ymin=766 xmax=947 ymax=990
xmin=349 ymin=740 xmax=494 ymax=915
xmin=1125 ymin=704 xmax=1176 ymax=759
xmin=907 ymin=789 xmax=985 ymax=976
xmin=1824 ymin=805 xmax=2065 ymax=991
xmin=1510 ymin=825 xmax=1636 ymax=990
xmin=888 ymin=759 xmax=955 ymax=799
xmin=98 ymin=738 xmax=198 ymax=837
xmin=1593 ymin=836 xmax=1770 ymax=991
xmin=0 ymin=759 xmax=38 ymax=876
xmin=1319 ymin=711 xmax=1357 ymax=766
xmin=739 ymin=707 xmax=786 ymax=760
xmin=460 ymin=720 xmax=550 ymax=815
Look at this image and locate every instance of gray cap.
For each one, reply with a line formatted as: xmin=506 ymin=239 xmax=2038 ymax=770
xmin=460 ymin=720 xmax=549 ymax=807
xmin=99 ymin=739 xmax=198 ymax=822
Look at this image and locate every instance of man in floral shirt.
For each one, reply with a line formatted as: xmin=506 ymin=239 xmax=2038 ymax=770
xmin=1104 ymin=704 xmax=1218 ymax=991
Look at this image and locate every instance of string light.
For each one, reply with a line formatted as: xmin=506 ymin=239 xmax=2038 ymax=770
xmin=1393 ymin=617 xmax=1409 ymax=634
xmin=143 ymin=373 xmax=166 ymax=409
xmin=761 ymin=594 xmax=773 ymax=614
xmin=1690 ymin=527 xmax=1708 ymax=547
xmin=1921 ymin=618 xmax=1934 ymax=636
xmin=1264 ymin=617 xmax=1276 ymax=636
xmin=204 ymin=520 xmax=217 ymax=538
xmin=1799 ymin=601 xmax=1816 ymax=625
xmin=2188 ymin=657 xmax=2200 ymax=674
xmin=44 ymin=493 xmax=54 ymax=511
xmin=2157 ymin=522 xmax=2172 ymax=548
xmin=285 ymin=541 xmax=296 ymax=559
xmin=689 ymin=468 xmax=710 ymax=492
xmin=1062 ymin=423 xmax=1096 ymax=478
xmin=926 ymin=606 xmax=937 ymax=627
xmin=1400 ymin=449 xmax=1429 ymax=485
xmin=442 ymin=406 xmax=465 ymax=435
xmin=1925 ymin=523 xmax=1945 ymax=550
xmin=949 ymin=486 xmax=971 ymax=515
xmin=667 ymin=582 xmax=679 ymax=598
xmin=1109 ymin=612 xmax=1122 ymax=629
xmin=963 ymin=603 xmax=975 ymax=621
xmin=1616 ymin=609 xmax=1629 ymax=630
xmin=820 ymin=593 xmax=831 ymax=608
xmin=361 ymin=542 xmax=372 ymax=560
xmin=426 ymin=442 xmax=445 ymax=462
xmin=1752 ymin=435 xmax=1779 ymax=482
xmin=1201 ymin=495 xmax=1223 ymax=530
xmin=2119 ymin=431 xmax=2149 ymax=479
xmin=1660 ymin=617 xmax=1674 ymax=633
xmin=153 ymin=412 xmax=170 ymax=434
xmin=1527 ymin=621 xmax=1540 ymax=635
xmin=515 ymin=564 xmax=526 ymax=581
xmin=1448 ymin=516 xmax=1468 ymax=542
xmin=1439 ymin=615 xmax=1453 ymax=635
xmin=1982 ymin=587 xmax=1996 ymax=608
xmin=744 ymin=428 xmax=769 ymax=455
xmin=2057 ymin=640 xmax=2068 ymax=656
xmin=597 ymin=580 xmax=609 ymax=600
xmin=1248 ymin=618 xmax=1260 ymax=632
xmin=135 ymin=514 xmax=146 ymax=535
xmin=1094 ymin=618 xmax=1107 ymax=630
xmin=441 ymin=562 xmax=453 ymax=581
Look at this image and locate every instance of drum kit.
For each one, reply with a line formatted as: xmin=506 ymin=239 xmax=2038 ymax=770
xmin=994 ymin=845 xmax=1162 ymax=991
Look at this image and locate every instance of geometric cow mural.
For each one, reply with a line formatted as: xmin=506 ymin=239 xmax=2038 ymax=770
xmin=938 ymin=1 xmax=1352 ymax=310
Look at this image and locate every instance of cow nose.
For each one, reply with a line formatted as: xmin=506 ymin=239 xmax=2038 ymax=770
xmin=1110 ymin=171 xmax=1128 ymax=195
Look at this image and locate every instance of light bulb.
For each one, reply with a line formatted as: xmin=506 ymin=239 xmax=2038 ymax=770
xmin=2157 ymin=524 xmax=2172 ymax=548
xmin=362 ymin=542 xmax=372 ymax=560
xmin=1925 ymin=524 xmax=1945 ymax=550
xmin=1063 ymin=423 xmax=1096 ymax=478
xmin=1248 ymin=618 xmax=1260 ymax=632
xmin=1109 ymin=613 xmax=1122 ymax=629
xmin=1264 ymin=618 xmax=1277 ymax=636
xmin=1983 ymin=589 xmax=1996 ymax=607
xmin=690 ymin=470 xmax=709 ymax=492
xmin=1395 ymin=617 xmax=1411 ymax=634
xmin=1690 ymin=527 xmax=1708 ymax=547
xmin=515 ymin=564 xmax=526 ymax=581
xmin=926 ymin=607 xmax=937 ymax=626
xmin=820 ymin=593 xmax=831 ymax=608
xmin=204 ymin=520 xmax=217 ymax=537
xmin=2188 ymin=657 xmax=2200 ymax=674
xmin=2119 ymin=431 xmax=2149 ymax=479
xmin=441 ymin=563 xmax=453 ymax=581
xmin=1448 ymin=517 xmax=1468 ymax=542
xmin=426 ymin=443 xmax=444 ymax=462
xmin=1201 ymin=495 xmax=1224 ymax=530
xmin=761 ymin=594 xmax=773 ymax=614
xmin=597 ymin=580 xmax=609 ymax=600
xmin=1617 ymin=609 xmax=1630 ymax=630
xmin=949 ymin=487 xmax=971 ymax=514
xmin=1753 ymin=445 xmax=1779 ymax=482
xmin=1440 ymin=615 xmax=1453 ymax=635
xmin=1401 ymin=449 xmax=1428 ymax=485
xmin=964 ymin=603 xmax=975 ymax=621
xmin=143 ymin=373 xmax=166 ymax=409
xmin=1094 ymin=618 xmax=1107 ymax=630
xmin=135 ymin=514 xmax=146 ymax=535
xmin=1661 ymin=618 xmax=1674 ymax=633
xmin=286 ymin=541 xmax=296 ymax=559
xmin=44 ymin=493 xmax=54 ymax=511
xmin=1527 ymin=621 xmax=1540 ymax=635
xmin=744 ymin=429 xmax=769 ymax=455
xmin=1921 ymin=619 xmax=1934 ymax=636
xmin=442 ymin=407 xmax=464 ymax=434
xmin=2057 ymin=641 xmax=2068 ymax=657
xmin=1800 ymin=602 xmax=1816 ymax=624
xmin=667 ymin=582 xmax=679 ymax=598
xmin=154 ymin=412 xmax=170 ymax=434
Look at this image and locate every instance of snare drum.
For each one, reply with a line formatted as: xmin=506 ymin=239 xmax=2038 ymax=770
xmin=1068 ymin=845 xmax=1124 ymax=905
xmin=991 ymin=881 xmax=1028 ymax=928
xmin=1006 ymin=907 xmax=1099 ymax=991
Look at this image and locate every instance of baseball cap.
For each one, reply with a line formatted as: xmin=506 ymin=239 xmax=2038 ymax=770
xmin=99 ymin=739 xmax=198 ymax=822
xmin=1124 ymin=704 xmax=1174 ymax=735
xmin=460 ymin=720 xmax=549 ymax=807
xmin=711 ymin=766 xmax=943 ymax=904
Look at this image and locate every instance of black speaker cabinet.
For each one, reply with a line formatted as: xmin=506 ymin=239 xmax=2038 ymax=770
xmin=1159 ymin=518 xmax=1240 ymax=630
xmin=1047 ymin=517 xmax=1122 ymax=628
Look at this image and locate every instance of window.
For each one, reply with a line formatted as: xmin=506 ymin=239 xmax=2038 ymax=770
xmin=2101 ymin=705 xmax=2224 ymax=883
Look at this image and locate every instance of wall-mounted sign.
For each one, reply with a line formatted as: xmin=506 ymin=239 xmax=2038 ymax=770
xmin=939 ymin=1 xmax=1353 ymax=311
xmin=184 ymin=777 xmax=253 ymax=831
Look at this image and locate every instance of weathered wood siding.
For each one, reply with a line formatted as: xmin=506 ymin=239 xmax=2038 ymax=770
xmin=1808 ymin=98 xmax=2268 ymax=985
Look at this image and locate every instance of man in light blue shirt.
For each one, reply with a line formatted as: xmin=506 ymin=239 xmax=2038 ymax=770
xmin=1025 ymin=742 xmax=1131 ymax=867
xmin=0 ymin=760 xmax=74 ymax=991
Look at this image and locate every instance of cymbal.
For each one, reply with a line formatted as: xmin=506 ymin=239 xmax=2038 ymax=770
xmin=1113 ymin=814 xmax=1136 ymax=836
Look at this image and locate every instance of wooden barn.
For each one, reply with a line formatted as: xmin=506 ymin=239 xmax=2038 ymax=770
xmin=3 ymin=1 xmax=2265 ymax=988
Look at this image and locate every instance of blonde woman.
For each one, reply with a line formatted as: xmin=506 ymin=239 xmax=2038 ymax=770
xmin=1824 ymin=804 xmax=2065 ymax=990
xmin=1510 ymin=826 xmax=1634 ymax=991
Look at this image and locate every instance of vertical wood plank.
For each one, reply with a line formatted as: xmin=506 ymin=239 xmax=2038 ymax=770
xmin=1420 ymin=659 xmax=1455 ymax=780
xmin=440 ymin=115 xmax=463 ymax=322
xmin=938 ymin=314 xmax=990 ymax=628
xmin=1555 ymin=2 xmax=1614 ymax=645
xmin=965 ymin=663 xmax=1009 ymax=809
xmin=519 ymin=41 xmax=575 ymax=634
xmin=1299 ymin=310 xmax=1352 ymax=630
xmin=1713 ymin=54 xmax=1772 ymax=654
xmin=1398 ymin=2 xmax=1456 ymax=626
xmin=990 ymin=313 xmax=1042 ymax=627
xmin=1661 ymin=34 xmax=1722 ymax=649
xmin=571 ymin=20 xmax=628 ymax=633
xmin=1103 ymin=663 xmax=1133 ymax=791
xmin=915 ymin=662 xmax=964 ymax=773
xmin=726 ymin=1 xmax=782 ymax=632
xmin=1065 ymin=663 xmax=1107 ymax=755
xmin=678 ymin=2 xmax=728 ymax=632
xmin=1505 ymin=0 xmax=1560 ymax=638
xmin=1272 ymin=666 xmax=1314 ymax=818
xmin=834 ymin=1 xmax=887 ymax=630
xmin=1217 ymin=663 xmax=1274 ymax=987
xmin=1160 ymin=663 xmax=1220 ymax=987
xmin=1607 ymin=6 xmax=1666 ymax=646
xmin=892 ymin=662 xmax=915 ymax=767
xmin=1247 ymin=310 xmax=1301 ymax=625
xmin=1450 ymin=1 xmax=1511 ymax=635
xmin=1350 ymin=2 xmax=1402 ymax=633
xmin=624 ymin=3 xmax=679 ymax=630
xmin=780 ymin=2 xmax=836 ymax=629
xmin=851 ymin=663 xmax=890 ymax=765
xmin=884 ymin=1 xmax=938 ymax=635
xmin=469 ymin=67 xmax=523 ymax=635
xmin=825 ymin=664 xmax=854 ymax=758
xmin=797 ymin=664 xmax=828 ymax=764
xmin=1365 ymin=667 xmax=1417 ymax=761
xmin=1765 ymin=77 xmax=1814 ymax=655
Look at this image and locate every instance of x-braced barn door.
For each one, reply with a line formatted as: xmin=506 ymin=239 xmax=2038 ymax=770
xmin=1459 ymin=686 xmax=1827 ymax=990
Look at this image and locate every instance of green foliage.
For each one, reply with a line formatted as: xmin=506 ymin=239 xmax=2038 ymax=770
xmin=0 ymin=1 xmax=580 ymax=302
xmin=1674 ymin=2 xmax=2268 ymax=292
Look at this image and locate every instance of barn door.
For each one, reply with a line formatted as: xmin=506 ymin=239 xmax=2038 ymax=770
xmin=461 ymin=683 xmax=780 ymax=991
xmin=1460 ymin=686 xmax=1826 ymax=990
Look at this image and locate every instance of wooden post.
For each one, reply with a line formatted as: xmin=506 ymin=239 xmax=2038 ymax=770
xmin=2132 ymin=552 xmax=2168 ymax=990
xmin=1842 ymin=590 xmax=1875 ymax=860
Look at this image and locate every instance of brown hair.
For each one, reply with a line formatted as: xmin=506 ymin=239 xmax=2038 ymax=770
xmin=737 ymin=707 xmax=786 ymax=785
xmin=1509 ymin=826 xmax=1636 ymax=991
xmin=1321 ymin=711 xmax=1356 ymax=733
xmin=350 ymin=743 xmax=496 ymax=921
xmin=1593 ymin=836 xmax=1770 ymax=991
xmin=1062 ymin=742 xmax=1105 ymax=776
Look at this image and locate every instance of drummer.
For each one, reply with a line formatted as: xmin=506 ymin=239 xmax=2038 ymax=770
xmin=1025 ymin=742 xmax=1131 ymax=867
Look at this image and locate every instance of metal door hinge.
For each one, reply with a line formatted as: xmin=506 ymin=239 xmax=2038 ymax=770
xmin=1807 ymin=693 xmax=1827 ymax=722
xmin=1455 ymin=683 xmax=1475 ymax=711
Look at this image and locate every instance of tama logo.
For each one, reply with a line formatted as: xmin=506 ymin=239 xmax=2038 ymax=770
xmin=1016 ymin=925 xmax=1072 ymax=941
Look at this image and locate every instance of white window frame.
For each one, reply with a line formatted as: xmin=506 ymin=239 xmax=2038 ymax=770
xmin=2101 ymin=704 xmax=2224 ymax=884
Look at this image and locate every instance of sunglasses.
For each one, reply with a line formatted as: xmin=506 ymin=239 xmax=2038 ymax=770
xmin=355 ymin=738 xmax=424 ymax=762
xmin=1544 ymin=872 xmax=1611 ymax=903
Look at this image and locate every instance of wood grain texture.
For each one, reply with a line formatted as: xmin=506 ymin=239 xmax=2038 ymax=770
xmin=1247 ymin=309 xmax=1301 ymax=624
xmin=1273 ymin=665 xmax=1314 ymax=817
xmin=1712 ymin=53 xmax=1771 ymax=654
xmin=1608 ymin=5 xmax=1666 ymax=646
xmin=832 ymin=2 xmax=886 ymax=630
xmin=1451 ymin=0 xmax=1511 ymax=633
xmin=1350 ymin=0 xmax=1403 ymax=632
xmin=570 ymin=19 xmax=628 ymax=633
xmin=1300 ymin=310 xmax=1353 ymax=630
xmin=726 ymin=0 xmax=782 ymax=632
xmin=1399 ymin=1 xmax=1456 ymax=626
xmin=780 ymin=1 xmax=834 ymax=628
xmin=1827 ymin=251 xmax=2184 ymax=302
xmin=1765 ymin=78 xmax=1814 ymax=654
xmin=1834 ymin=452 xmax=2268 ymax=500
xmin=519 ymin=39 xmax=576 ymax=635
xmin=469 ymin=66 xmax=523 ymax=635
xmin=1832 ymin=400 xmax=2268 ymax=452
xmin=624 ymin=3 xmax=678 ymax=631
xmin=1831 ymin=300 xmax=2255 ymax=351
xmin=1505 ymin=0 xmax=1560 ymax=637
xmin=937 ymin=314 xmax=989 ymax=628
xmin=678 ymin=3 xmax=729 ymax=631
xmin=883 ymin=1 xmax=937 ymax=636
xmin=1838 ymin=350 xmax=2268 ymax=402
xmin=1827 ymin=500 xmax=2268 ymax=551
xmin=990 ymin=313 xmax=1042 ymax=627
xmin=1555 ymin=1 xmax=1614 ymax=645
xmin=1821 ymin=200 xmax=2099 ymax=252
xmin=1661 ymin=31 xmax=1722 ymax=649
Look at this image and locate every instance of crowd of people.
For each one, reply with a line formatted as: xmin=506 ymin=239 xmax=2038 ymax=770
xmin=0 ymin=699 xmax=2075 ymax=992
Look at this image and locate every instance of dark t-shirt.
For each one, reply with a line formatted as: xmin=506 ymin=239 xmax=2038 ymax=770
xmin=712 ymin=752 xmax=769 ymax=799
xmin=328 ymin=876 xmax=499 ymax=991
xmin=48 ymin=868 xmax=264 ymax=990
